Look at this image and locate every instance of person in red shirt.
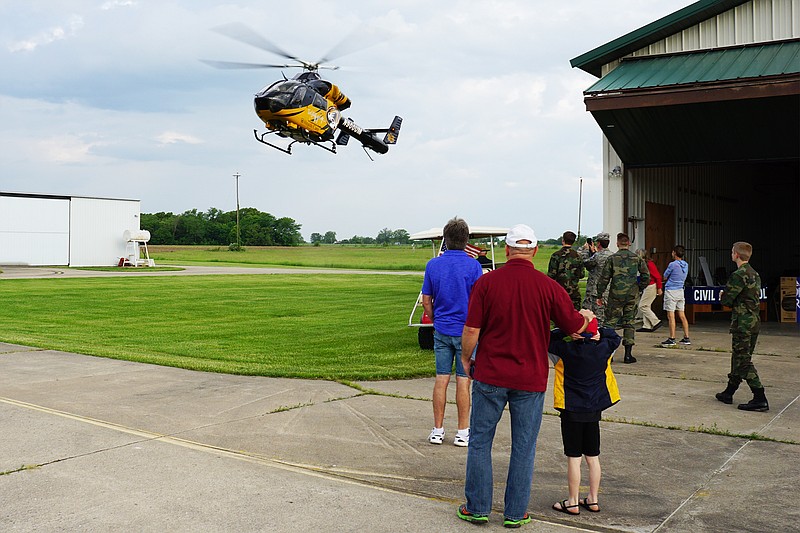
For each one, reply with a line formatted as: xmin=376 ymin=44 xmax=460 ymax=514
xmin=636 ymin=249 xmax=663 ymax=332
xmin=456 ymin=224 xmax=595 ymax=528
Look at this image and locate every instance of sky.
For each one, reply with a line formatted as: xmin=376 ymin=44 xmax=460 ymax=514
xmin=1 ymin=0 xmax=691 ymax=242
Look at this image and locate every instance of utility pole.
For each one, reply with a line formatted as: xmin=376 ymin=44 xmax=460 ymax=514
xmin=234 ymin=172 xmax=241 ymax=249
xmin=577 ymin=177 xmax=583 ymax=243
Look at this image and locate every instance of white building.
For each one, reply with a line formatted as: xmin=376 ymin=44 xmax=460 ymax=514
xmin=0 ymin=192 xmax=141 ymax=267
xmin=571 ymin=0 xmax=799 ymax=295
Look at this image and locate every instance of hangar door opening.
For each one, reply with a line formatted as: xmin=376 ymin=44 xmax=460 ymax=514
xmin=0 ymin=195 xmax=70 ymax=266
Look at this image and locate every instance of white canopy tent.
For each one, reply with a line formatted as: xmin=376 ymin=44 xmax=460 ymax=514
xmin=408 ymin=225 xmax=509 ymax=349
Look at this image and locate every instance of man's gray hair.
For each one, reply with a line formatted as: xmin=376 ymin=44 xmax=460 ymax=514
xmin=443 ymin=217 xmax=469 ymax=250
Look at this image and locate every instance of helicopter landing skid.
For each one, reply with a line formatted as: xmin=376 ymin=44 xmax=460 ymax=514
xmin=253 ymin=130 xmax=337 ymax=155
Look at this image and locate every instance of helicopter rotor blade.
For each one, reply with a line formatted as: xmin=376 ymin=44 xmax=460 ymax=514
xmin=315 ymin=25 xmax=386 ymax=66
xmin=211 ymin=22 xmax=300 ymax=63
xmin=200 ymin=59 xmax=296 ymax=70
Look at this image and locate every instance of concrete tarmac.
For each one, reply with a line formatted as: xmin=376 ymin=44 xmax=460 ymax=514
xmin=1 ymin=266 xmax=798 ymax=531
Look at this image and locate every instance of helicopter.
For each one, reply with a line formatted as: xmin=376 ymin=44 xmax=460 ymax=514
xmin=202 ymin=23 xmax=402 ymax=157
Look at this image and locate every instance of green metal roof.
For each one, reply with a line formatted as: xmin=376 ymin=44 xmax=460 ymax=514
xmin=571 ymin=0 xmax=748 ymax=77
xmin=585 ymin=40 xmax=800 ymax=93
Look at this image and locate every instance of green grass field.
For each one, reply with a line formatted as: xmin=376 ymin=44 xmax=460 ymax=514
xmin=1 ymin=245 xmax=582 ymax=381
xmin=149 ymin=244 xmax=558 ymax=272
xmin=0 ymin=274 xmax=428 ymax=381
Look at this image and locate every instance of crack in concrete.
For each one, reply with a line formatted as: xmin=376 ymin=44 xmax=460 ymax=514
xmin=652 ymin=395 xmax=800 ymax=532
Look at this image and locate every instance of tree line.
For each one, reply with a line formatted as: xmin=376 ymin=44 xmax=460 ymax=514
xmin=141 ymin=208 xmax=303 ymax=246
xmin=140 ymin=209 xmax=414 ymax=248
xmin=140 ymin=208 xmax=586 ymax=248
xmin=310 ymin=228 xmax=411 ymax=245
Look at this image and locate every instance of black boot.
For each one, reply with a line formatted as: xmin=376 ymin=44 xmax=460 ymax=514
xmin=623 ymin=344 xmax=636 ymax=364
xmin=738 ymin=387 xmax=769 ymax=412
xmin=715 ymin=382 xmax=739 ymax=404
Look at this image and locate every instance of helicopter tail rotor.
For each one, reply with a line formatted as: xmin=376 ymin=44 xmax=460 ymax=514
xmin=382 ymin=116 xmax=403 ymax=145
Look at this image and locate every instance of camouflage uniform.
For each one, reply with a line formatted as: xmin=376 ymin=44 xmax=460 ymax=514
xmin=580 ymin=247 xmax=614 ymax=324
xmin=548 ymin=245 xmax=585 ymax=310
xmin=720 ymin=263 xmax=763 ymax=389
xmin=595 ymin=249 xmax=650 ymax=346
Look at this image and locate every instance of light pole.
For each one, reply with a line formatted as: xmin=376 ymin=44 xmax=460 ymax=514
xmin=233 ymin=172 xmax=241 ymax=249
xmin=577 ymin=177 xmax=583 ymax=243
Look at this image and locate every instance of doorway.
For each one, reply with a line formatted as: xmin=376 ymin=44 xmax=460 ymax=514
xmin=645 ymin=201 xmax=675 ymax=320
xmin=645 ymin=201 xmax=675 ymax=274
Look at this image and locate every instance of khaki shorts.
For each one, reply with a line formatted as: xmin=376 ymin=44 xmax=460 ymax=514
xmin=663 ymin=289 xmax=685 ymax=312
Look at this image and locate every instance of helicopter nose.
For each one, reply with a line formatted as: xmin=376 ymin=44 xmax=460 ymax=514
xmin=254 ymin=95 xmax=275 ymax=112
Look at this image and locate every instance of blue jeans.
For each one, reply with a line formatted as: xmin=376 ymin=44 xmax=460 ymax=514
xmin=433 ymin=332 xmax=467 ymax=378
xmin=464 ymin=380 xmax=544 ymax=520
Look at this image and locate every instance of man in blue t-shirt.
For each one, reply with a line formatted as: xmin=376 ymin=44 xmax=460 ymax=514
xmin=422 ymin=217 xmax=483 ymax=447
xmin=661 ymin=245 xmax=691 ymax=346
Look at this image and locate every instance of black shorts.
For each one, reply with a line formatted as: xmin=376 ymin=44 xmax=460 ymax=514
xmin=560 ymin=417 xmax=600 ymax=457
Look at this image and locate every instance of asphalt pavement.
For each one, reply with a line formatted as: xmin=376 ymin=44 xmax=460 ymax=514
xmin=1 ymin=266 xmax=799 ymax=532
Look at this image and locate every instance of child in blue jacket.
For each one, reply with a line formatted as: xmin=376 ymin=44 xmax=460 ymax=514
xmin=548 ymin=318 xmax=621 ymax=515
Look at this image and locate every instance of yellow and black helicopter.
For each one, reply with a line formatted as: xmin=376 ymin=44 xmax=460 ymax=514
xmin=203 ymin=23 xmax=402 ymax=157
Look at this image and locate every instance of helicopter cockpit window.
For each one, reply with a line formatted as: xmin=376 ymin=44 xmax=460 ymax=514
xmin=259 ymin=82 xmax=300 ymax=111
xmin=289 ymin=87 xmax=306 ymax=108
xmin=311 ymin=93 xmax=327 ymax=109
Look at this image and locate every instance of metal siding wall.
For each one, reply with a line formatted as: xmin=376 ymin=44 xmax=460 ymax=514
xmin=69 ymin=197 xmax=140 ymax=266
xmin=0 ymin=196 xmax=70 ymax=265
xmin=699 ymin=18 xmax=718 ymax=47
xmin=611 ymin=0 xmax=800 ymax=67
xmin=735 ymin=3 xmax=756 ymax=42
xmin=795 ymin=0 xmax=800 ymax=35
xmin=682 ymin=26 xmax=702 ymax=50
xmin=775 ymin=0 xmax=798 ymax=37
xmin=629 ymin=167 xmax=754 ymax=286
xmin=753 ymin=0 xmax=774 ymax=39
xmin=718 ymin=9 xmax=738 ymax=45
xmin=666 ymin=33 xmax=684 ymax=53
xmin=604 ymin=137 xmax=626 ymax=239
xmin=649 ymin=40 xmax=667 ymax=55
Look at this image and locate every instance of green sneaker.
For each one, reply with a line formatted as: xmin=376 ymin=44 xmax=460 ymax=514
xmin=503 ymin=512 xmax=532 ymax=528
xmin=457 ymin=504 xmax=489 ymax=524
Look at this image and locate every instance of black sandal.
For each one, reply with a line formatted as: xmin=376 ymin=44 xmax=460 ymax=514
xmin=552 ymin=499 xmax=580 ymax=515
xmin=579 ymin=498 xmax=600 ymax=513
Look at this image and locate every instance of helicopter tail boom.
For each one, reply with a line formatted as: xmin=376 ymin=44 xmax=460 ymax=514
xmin=336 ymin=115 xmax=402 ymax=155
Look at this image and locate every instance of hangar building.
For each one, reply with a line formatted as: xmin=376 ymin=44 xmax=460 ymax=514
xmin=0 ymin=192 xmax=142 ymax=267
xmin=571 ymin=0 xmax=799 ymax=308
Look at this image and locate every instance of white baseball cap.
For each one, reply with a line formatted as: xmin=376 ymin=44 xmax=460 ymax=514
xmin=505 ymin=224 xmax=538 ymax=248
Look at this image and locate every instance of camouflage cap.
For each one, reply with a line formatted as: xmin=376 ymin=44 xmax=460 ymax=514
xmin=595 ymin=232 xmax=610 ymax=241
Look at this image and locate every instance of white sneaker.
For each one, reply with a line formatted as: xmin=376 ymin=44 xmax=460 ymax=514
xmin=453 ymin=430 xmax=469 ymax=447
xmin=428 ymin=429 xmax=444 ymax=445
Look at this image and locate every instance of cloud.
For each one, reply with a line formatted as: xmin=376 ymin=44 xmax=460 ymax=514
xmin=156 ymin=131 xmax=204 ymax=145
xmin=35 ymin=134 xmax=103 ymax=164
xmin=8 ymin=15 xmax=84 ymax=53
xmin=101 ymin=0 xmax=138 ymax=10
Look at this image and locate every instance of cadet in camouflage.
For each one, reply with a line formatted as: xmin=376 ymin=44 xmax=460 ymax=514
xmin=548 ymin=231 xmax=585 ymax=310
xmin=715 ymin=242 xmax=769 ymax=412
xmin=579 ymin=232 xmax=613 ymax=324
xmin=595 ymin=233 xmax=649 ymax=363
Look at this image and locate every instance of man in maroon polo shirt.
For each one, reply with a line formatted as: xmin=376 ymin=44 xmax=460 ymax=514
xmin=457 ymin=223 xmax=594 ymax=527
